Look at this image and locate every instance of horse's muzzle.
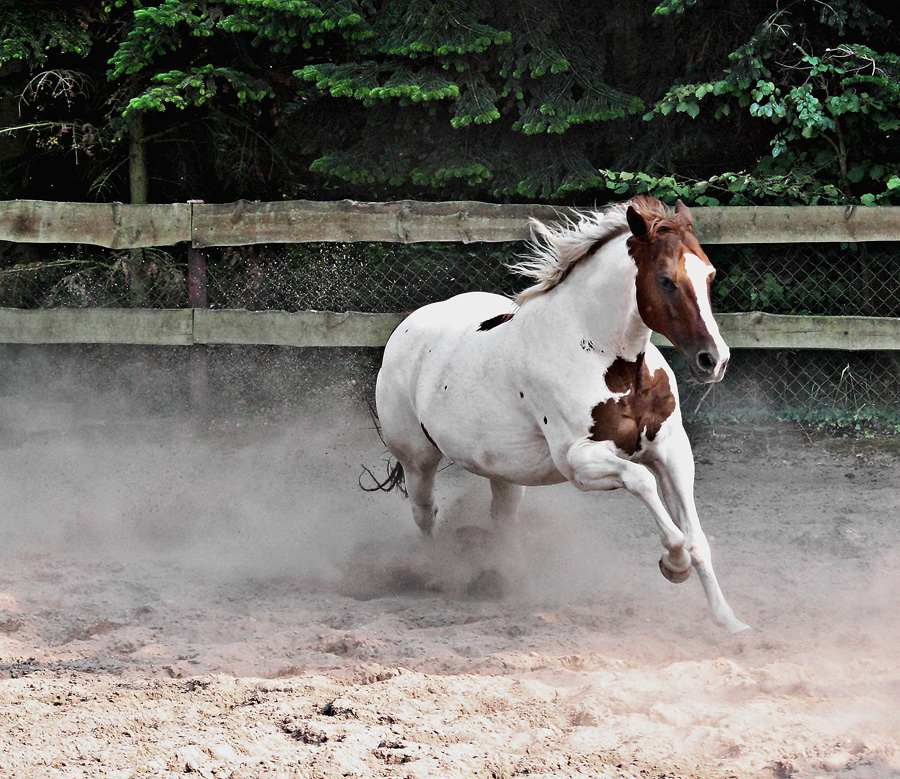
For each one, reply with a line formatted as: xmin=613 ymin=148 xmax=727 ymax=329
xmin=690 ymin=347 xmax=729 ymax=383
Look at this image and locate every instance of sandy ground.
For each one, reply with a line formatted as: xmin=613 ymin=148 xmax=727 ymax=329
xmin=1 ymin=395 xmax=900 ymax=778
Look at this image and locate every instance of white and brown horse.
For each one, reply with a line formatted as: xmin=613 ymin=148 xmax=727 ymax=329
xmin=373 ymin=196 xmax=749 ymax=633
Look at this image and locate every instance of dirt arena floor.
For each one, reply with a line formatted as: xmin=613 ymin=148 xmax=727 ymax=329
xmin=1 ymin=390 xmax=900 ymax=778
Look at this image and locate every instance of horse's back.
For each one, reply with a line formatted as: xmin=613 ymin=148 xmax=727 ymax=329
xmin=379 ymin=291 xmax=515 ymax=383
xmin=388 ymin=291 xmax=514 ymax=342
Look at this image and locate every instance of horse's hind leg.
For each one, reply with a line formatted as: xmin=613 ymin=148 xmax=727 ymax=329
xmin=403 ymin=448 xmax=442 ymax=536
xmin=376 ymin=372 xmax=442 ymax=536
xmin=490 ymin=479 xmax=525 ymax=549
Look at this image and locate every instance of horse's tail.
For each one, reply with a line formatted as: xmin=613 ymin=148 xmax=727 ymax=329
xmin=359 ymin=458 xmax=407 ymax=497
xmin=359 ymin=395 xmax=408 ymax=497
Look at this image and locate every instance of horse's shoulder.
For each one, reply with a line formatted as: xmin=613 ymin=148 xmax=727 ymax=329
xmin=587 ymin=348 xmax=678 ymax=455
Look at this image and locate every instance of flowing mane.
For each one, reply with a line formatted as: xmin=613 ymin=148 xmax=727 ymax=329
xmin=511 ymin=195 xmax=672 ymax=305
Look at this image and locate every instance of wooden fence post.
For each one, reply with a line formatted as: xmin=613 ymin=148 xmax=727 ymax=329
xmin=187 ymin=245 xmax=208 ymax=309
xmin=187 ymin=246 xmax=209 ymax=419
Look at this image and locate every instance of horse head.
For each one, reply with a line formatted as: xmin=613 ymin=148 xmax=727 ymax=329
xmin=626 ymin=197 xmax=729 ymax=383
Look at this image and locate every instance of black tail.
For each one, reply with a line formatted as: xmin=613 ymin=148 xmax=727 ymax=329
xmin=359 ymin=459 xmax=407 ymax=497
xmin=359 ymin=396 xmax=408 ymax=497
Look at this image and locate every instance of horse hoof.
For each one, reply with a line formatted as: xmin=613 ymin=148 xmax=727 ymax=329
xmin=659 ymin=557 xmax=691 ymax=584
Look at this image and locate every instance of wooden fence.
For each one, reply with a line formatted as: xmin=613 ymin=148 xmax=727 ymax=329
xmin=2 ymin=198 xmax=900 ymax=350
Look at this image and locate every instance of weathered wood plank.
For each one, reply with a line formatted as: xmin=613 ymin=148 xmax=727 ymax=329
xmin=191 ymin=199 xmax=564 ymax=246
xmin=193 ymin=309 xmax=404 ymax=347
xmin=724 ymin=312 xmax=900 ymax=349
xmin=0 ymin=201 xmax=191 ymax=248
xmin=192 ymin=200 xmax=900 ymax=247
xmin=3 ymin=199 xmax=900 ymax=248
xmin=1 ymin=308 xmax=897 ymax=350
xmin=693 ymin=206 xmax=900 ymax=244
xmin=651 ymin=312 xmax=900 ymax=350
xmin=0 ymin=308 xmax=193 ymax=345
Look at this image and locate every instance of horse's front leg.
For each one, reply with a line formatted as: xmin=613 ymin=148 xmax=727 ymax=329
xmin=565 ymin=440 xmax=692 ymax=580
xmin=648 ymin=425 xmax=751 ymax=634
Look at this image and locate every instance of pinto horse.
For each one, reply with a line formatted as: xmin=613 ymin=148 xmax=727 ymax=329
xmin=373 ymin=196 xmax=749 ymax=633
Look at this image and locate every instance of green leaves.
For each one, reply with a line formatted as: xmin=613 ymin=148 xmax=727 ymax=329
xmin=4 ymin=0 xmax=900 ymax=205
xmin=0 ymin=4 xmax=94 ymax=67
xmin=451 ymin=74 xmax=500 ymax=127
xmin=378 ymin=6 xmax=510 ymax=58
xmin=285 ymin=2 xmax=648 ymax=198
xmin=644 ymin=1 xmax=900 ymax=206
xmin=296 ymin=63 xmax=461 ymax=103
xmin=109 ymin=0 xmax=365 ymax=79
xmin=125 ymin=65 xmax=273 ymax=114
xmin=652 ymin=0 xmax=699 ymax=16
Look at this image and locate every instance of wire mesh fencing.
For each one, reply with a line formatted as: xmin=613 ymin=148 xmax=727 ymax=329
xmin=207 ymin=243 xmax=523 ymax=312
xmin=4 ymin=239 xmax=899 ymax=315
xmin=0 ymin=246 xmax=188 ymax=310
xmin=1 ymin=238 xmax=899 ymax=433
xmin=711 ymin=242 xmax=900 ymax=317
xmin=666 ymin=349 xmax=900 ymax=435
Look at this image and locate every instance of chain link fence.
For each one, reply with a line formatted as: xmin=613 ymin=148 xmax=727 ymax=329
xmin=1 ymin=238 xmax=899 ymax=433
xmin=4 ymin=239 xmax=898 ymax=315
xmin=712 ymin=242 xmax=900 ymax=318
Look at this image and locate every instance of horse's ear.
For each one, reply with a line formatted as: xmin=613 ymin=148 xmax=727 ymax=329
xmin=626 ymin=206 xmax=649 ymax=237
xmin=675 ymin=199 xmax=694 ymax=225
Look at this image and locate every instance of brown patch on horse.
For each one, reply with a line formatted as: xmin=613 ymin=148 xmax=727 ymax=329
xmin=589 ymin=355 xmax=676 ymax=455
xmin=625 ymin=198 xmax=715 ymax=356
xmin=478 ymin=313 xmax=514 ymax=331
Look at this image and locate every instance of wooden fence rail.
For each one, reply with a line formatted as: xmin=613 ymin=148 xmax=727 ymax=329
xmin=4 ymin=199 xmax=900 ymax=247
xmin=2 ymin=198 xmax=900 ymax=350
xmin=0 ymin=309 xmax=898 ymax=352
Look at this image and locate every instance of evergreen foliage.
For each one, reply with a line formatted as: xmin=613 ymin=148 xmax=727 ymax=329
xmin=0 ymin=2 xmax=94 ymax=67
xmin=647 ymin=0 xmax=900 ymax=204
xmin=0 ymin=0 xmax=897 ymax=204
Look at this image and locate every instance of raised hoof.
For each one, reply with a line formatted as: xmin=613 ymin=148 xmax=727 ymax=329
xmin=659 ymin=557 xmax=692 ymax=584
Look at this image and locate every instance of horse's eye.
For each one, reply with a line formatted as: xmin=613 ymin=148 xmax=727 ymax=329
xmin=658 ymin=276 xmax=677 ymax=292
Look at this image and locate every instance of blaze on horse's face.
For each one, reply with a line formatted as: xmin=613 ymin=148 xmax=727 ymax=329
xmin=626 ymin=199 xmax=730 ymax=383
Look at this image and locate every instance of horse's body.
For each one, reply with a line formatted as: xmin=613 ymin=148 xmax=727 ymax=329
xmin=374 ymin=196 xmax=749 ymax=633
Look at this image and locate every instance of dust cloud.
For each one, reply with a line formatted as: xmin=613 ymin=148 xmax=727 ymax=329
xmin=1 ymin=343 xmax=900 ymax=779
xmin=0 ymin=344 xmax=640 ymax=596
xmin=0 ymin=344 xmax=399 ymax=580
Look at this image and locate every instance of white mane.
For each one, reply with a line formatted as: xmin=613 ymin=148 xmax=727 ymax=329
xmin=510 ymin=202 xmax=633 ymax=305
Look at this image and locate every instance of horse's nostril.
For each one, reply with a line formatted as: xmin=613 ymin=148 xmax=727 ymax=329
xmin=697 ymin=351 xmax=717 ymax=372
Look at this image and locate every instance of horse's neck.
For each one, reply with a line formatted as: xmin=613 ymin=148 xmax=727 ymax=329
xmin=523 ymin=238 xmax=651 ymax=360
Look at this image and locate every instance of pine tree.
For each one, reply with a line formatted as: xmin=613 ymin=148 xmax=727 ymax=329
xmin=290 ymin=0 xmax=648 ymax=200
xmin=2 ymin=0 xmax=898 ymax=204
